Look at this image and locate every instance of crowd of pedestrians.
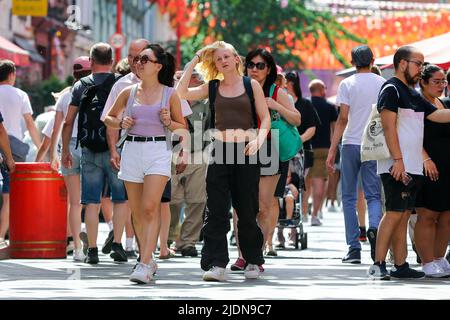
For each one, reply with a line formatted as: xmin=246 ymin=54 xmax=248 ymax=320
xmin=0 ymin=37 xmax=449 ymax=284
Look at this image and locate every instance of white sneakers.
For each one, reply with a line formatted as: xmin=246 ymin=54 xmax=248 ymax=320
xmin=203 ymin=266 xmax=227 ymax=282
xmin=73 ymin=249 xmax=86 ymax=262
xmin=244 ymin=264 xmax=260 ymax=279
xmin=434 ymin=257 xmax=450 ymax=274
xmin=203 ymin=264 xmax=261 ymax=281
xmin=0 ymin=238 xmax=7 ymax=249
xmin=311 ymin=216 xmax=322 ymax=226
xmin=129 ymin=261 xmax=158 ymax=284
xmin=422 ymin=260 xmax=450 ymax=278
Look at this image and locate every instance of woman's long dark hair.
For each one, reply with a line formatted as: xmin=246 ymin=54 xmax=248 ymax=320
xmin=244 ymin=48 xmax=277 ymax=97
xmin=146 ymin=43 xmax=176 ymax=87
xmin=285 ymin=71 xmax=302 ymax=101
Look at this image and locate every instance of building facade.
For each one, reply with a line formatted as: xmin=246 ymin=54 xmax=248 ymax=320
xmin=0 ymin=0 xmax=44 ymax=84
xmin=91 ymin=0 xmax=174 ymax=60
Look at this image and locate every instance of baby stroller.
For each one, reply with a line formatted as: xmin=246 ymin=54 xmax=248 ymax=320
xmin=276 ymin=151 xmax=307 ymax=250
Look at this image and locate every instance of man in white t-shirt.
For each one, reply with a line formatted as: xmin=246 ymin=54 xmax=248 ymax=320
xmin=0 ymin=59 xmax=41 ymax=243
xmin=326 ymin=46 xmax=385 ymax=265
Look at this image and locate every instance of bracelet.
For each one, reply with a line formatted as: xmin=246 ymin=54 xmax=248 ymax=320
xmin=393 ymin=158 xmax=403 ymax=161
xmin=423 ymin=158 xmax=432 ymax=163
xmin=163 ymin=120 xmax=172 ymax=128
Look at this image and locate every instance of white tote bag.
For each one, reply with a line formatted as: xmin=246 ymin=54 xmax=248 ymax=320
xmin=361 ymin=84 xmax=399 ymax=162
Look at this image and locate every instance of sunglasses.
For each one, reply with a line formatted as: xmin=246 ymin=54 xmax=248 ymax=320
xmin=133 ymin=55 xmax=159 ymax=65
xmin=246 ymin=61 xmax=267 ymax=70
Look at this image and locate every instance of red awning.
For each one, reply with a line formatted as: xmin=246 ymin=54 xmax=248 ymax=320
xmin=0 ymin=35 xmax=30 ymax=67
xmin=375 ymin=32 xmax=450 ymax=70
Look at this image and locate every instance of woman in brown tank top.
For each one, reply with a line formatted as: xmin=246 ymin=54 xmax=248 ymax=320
xmin=176 ymin=41 xmax=270 ymax=281
xmin=230 ymin=49 xmax=301 ymax=269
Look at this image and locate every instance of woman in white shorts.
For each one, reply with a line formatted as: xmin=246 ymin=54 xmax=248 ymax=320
xmin=105 ymin=44 xmax=185 ymax=284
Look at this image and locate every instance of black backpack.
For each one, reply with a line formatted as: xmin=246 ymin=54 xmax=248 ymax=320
xmin=208 ymin=76 xmax=258 ymax=129
xmin=77 ymin=74 xmax=122 ymax=153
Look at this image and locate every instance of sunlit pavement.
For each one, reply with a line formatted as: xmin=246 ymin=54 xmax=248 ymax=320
xmin=0 ymin=207 xmax=449 ymax=300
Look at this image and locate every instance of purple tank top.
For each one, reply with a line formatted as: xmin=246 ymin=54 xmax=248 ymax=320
xmin=128 ymin=86 xmax=175 ymax=137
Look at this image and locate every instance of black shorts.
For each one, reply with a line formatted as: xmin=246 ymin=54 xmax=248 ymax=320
xmin=274 ymin=160 xmax=289 ymax=197
xmin=304 ymin=149 xmax=314 ymax=169
xmin=260 ymin=139 xmax=283 ymax=176
xmin=380 ymin=173 xmax=423 ymax=213
xmin=161 ymin=180 xmax=171 ymax=203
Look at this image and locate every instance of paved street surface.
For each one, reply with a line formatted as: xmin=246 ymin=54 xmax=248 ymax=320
xmin=0 ymin=207 xmax=449 ymax=300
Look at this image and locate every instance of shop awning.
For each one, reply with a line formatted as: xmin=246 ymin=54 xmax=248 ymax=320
xmin=0 ymin=35 xmax=30 ymax=67
xmin=375 ymin=32 xmax=450 ymax=70
xmin=337 ymin=32 xmax=450 ymax=77
xmin=14 ymin=37 xmax=46 ymax=64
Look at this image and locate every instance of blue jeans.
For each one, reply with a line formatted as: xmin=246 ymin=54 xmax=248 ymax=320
xmin=80 ymin=148 xmax=127 ymax=205
xmin=341 ymin=144 xmax=382 ymax=251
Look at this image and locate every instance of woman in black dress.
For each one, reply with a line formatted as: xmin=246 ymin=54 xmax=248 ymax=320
xmin=415 ymin=64 xmax=450 ymax=277
xmin=285 ymin=71 xmax=319 ymax=223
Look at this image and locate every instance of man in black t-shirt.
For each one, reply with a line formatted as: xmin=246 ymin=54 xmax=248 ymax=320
xmin=368 ymin=46 xmax=450 ymax=281
xmin=307 ymin=79 xmax=338 ymax=226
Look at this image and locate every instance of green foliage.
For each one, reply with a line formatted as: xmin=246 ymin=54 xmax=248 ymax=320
xmin=18 ymin=75 xmax=68 ymax=116
xmin=184 ymin=0 xmax=365 ymax=69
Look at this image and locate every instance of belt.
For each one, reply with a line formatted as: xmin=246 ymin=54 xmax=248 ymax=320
xmin=125 ymin=136 xmax=166 ymax=142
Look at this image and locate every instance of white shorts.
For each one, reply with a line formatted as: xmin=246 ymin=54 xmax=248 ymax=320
xmin=119 ymin=140 xmax=172 ymax=183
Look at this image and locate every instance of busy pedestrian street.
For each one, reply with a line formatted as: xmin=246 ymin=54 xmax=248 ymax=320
xmin=1 ymin=0 xmax=450 ymax=303
xmin=0 ymin=207 xmax=448 ymax=300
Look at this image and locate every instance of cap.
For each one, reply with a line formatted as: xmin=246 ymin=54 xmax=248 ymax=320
xmin=72 ymin=56 xmax=91 ymax=72
xmin=351 ymin=45 xmax=374 ymax=68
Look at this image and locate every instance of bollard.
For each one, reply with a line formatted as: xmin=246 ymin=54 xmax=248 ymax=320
xmin=9 ymin=163 xmax=67 ymax=259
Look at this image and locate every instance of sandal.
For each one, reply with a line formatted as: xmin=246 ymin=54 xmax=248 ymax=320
xmin=159 ymin=249 xmax=176 ymax=260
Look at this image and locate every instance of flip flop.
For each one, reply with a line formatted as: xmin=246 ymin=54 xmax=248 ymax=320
xmin=159 ymin=249 xmax=176 ymax=260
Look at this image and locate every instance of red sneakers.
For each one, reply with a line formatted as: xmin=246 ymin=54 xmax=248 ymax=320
xmin=230 ymin=258 xmax=246 ymax=271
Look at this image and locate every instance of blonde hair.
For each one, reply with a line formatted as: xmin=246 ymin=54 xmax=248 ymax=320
xmin=115 ymin=58 xmax=131 ymax=76
xmin=197 ymin=41 xmax=243 ymax=82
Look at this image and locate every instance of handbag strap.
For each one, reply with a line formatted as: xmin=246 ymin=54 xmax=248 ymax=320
xmin=269 ymin=84 xmax=280 ymax=118
xmin=160 ymin=86 xmax=172 ymax=143
xmin=124 ymin=84 xmax=138 ymax=116
xmin=115 ymin=84 xmax=138 ymax=148
xmin=269 ymin=83 xmax=278 ymax=100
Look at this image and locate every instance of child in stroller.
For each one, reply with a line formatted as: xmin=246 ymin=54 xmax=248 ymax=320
xmin=276 ymin=153 xmax=307 ymax=250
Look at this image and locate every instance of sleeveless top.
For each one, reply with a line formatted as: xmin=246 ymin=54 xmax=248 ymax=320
xmin=215 ymin=83 xmax=254 ymax=131
xmin=128 ymin=86 xmax=175 ymax=137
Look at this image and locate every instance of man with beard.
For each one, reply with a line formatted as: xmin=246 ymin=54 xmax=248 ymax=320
xmin=368 ymin=46 xmax=450 ymax=280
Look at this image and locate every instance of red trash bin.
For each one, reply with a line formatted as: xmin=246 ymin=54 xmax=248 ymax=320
xmin=9 ymin=163 xmax=67 ymax=259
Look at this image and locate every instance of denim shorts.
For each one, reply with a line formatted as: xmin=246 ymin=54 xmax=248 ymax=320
xmin=0 ymin=166 xmax=10 ymax=194
xmin=61 ymin=137 xmax=81 ymax=176
xmin=80 ymin=148 xmax=127 ymax=204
